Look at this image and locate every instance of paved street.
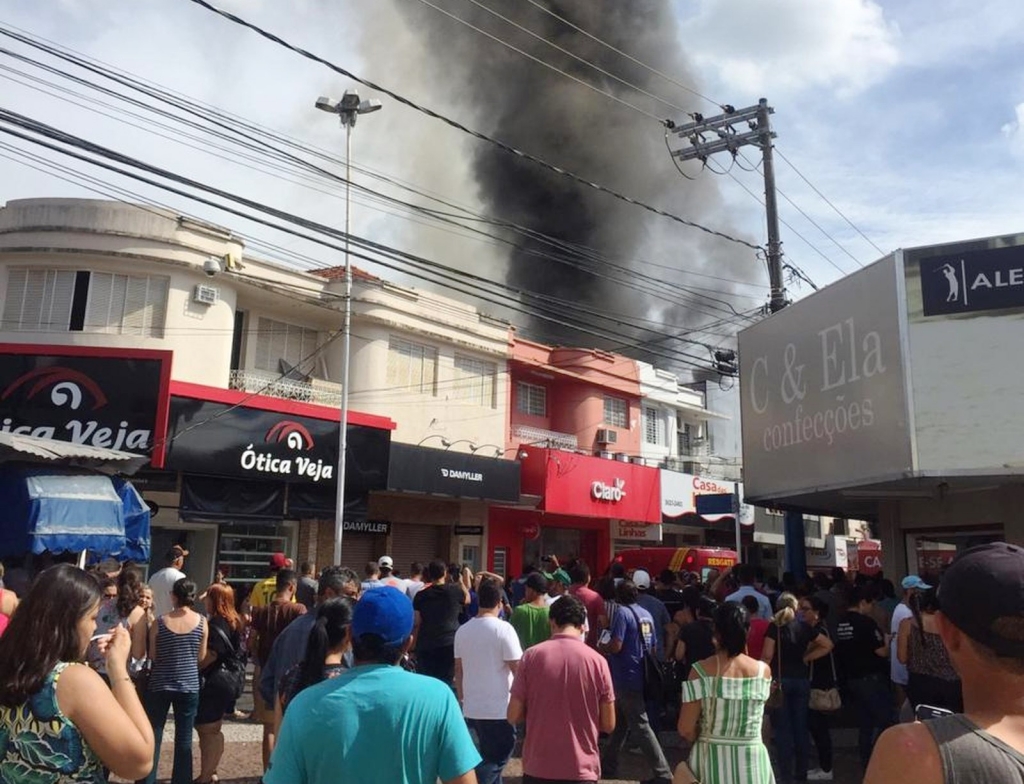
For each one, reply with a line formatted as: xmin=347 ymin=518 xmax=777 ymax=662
xmin=116 ymin=718 xmax=870 ymax=784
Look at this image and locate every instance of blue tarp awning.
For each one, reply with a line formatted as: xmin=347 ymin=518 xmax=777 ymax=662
xmin=113 ymin=477 xmax=151 ymax=563
xmin=0 ymin=467 xmax=126 ymax=557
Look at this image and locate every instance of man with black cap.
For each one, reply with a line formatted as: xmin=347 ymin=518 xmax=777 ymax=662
xmin=510 ymin=572 xmax=551 ymax=650
xmin=866 ymin=542 xmax=1024 ymax=783
xmin=266 ymin=587 xmax=480 ymax=784
xmin=148 ymin=544 xmax=188 ymax=618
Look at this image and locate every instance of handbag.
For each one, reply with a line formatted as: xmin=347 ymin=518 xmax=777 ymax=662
xmin=765 ymin=624 xmax=784 ymax=709
xmin=205 ymin=621 xmax=247 ymax=700
xmin=673 ymin=760 xmax=701 ymax=784
xmin=809 ymin=637 xmax=842 ymax=712
xmin=626 ymin=605 xmax=669 ymax=703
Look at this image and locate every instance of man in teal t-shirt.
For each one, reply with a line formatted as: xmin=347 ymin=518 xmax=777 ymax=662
xmin=265 ymin=588 xmax=480 ymax=784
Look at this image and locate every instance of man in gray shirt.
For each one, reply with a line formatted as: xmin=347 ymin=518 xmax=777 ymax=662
xmin=258 ymin=566 xmax=360 ymax=704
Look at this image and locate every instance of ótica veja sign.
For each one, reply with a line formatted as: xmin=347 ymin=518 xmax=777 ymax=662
xmin=0 ymin=345 xmax=172 ymax=465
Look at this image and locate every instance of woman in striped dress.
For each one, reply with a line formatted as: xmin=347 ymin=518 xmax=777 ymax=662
xmin=142 ymin=577 xmax=208 ymax=784
xmin=678 ymin=602 xmax=775 ymax=784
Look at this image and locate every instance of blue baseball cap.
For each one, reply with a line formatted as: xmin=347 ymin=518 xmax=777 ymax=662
xmin=902 ymin=575 xmax=932 ymax=591
xmin=352 ymin=586 xmax=414 ymax=647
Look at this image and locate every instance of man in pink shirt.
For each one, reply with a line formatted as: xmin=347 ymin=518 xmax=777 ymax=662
xmin=508 ymin=595 xmax=616 ymax=783
xmin=568 ymin=562 xmax=605 ymax=648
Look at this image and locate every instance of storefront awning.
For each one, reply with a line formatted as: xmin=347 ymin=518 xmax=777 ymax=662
xmin=0 ymin=432 xmax=149 ymax=474
xmin=0 ymin=466 xmax=126 ymax=557
xmin=387 ymin=444 xmax=521 ymax=503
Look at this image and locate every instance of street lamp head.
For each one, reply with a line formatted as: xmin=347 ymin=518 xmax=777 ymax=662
xmin=315 ymin=96 xmax=337 ymax=113
xmin=358 ymin=98 xmax=382 ymax=115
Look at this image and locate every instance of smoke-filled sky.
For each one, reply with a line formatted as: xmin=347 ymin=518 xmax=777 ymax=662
xmin=1 ymin=0 xmax=1023 ymax=371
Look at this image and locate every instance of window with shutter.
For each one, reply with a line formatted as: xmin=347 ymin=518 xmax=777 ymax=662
xmin=84 ymin=272 xmax=169 ymax=337
xmin=253 ymin=317 xmax=320 ymax=373
xmin=452 ymin=354 xmax=496 ymax=408
xmin=2 ymin=268 xmax=76 ymax=332
xmin=386 ymin=336 xmax=437 ymax=395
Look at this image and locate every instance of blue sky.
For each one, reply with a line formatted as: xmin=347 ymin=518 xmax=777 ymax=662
xmin=1 ymin=0 xmax=1022 ymax=337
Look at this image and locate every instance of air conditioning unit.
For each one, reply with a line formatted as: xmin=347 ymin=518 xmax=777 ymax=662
xmin=630 ymin=456 xmax=646 ymax=466
xmin=598 ymin=450 xmax=614 ymax=460
xmin=614 ymin=452 xmax=629 ymax=463
xmin=596 ymin=428 xmax=617 ymax=444
xmin=193 ymin=284 xmax=219 ymax=306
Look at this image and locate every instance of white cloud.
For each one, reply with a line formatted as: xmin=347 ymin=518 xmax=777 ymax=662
xmin=679 ymin=0 xmax=901 ymax=99
xmin=1001 ymin=102 xmax=1024 ymax=158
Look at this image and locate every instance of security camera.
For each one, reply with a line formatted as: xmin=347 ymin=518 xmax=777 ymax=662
xmin=202 ymin=258 xmax=222 ymax=277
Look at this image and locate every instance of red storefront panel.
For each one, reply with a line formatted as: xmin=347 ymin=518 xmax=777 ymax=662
xmin=489 ymin=448 xmax=661 ymax=577
xmin=519 ymin=446 xmax=661 ymax=524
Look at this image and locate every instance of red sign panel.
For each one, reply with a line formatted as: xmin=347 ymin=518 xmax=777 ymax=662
xmin=857 ymin=540 xmax=883 ymax=576
xmin=519 ymin=446 xmax=661 ymax=524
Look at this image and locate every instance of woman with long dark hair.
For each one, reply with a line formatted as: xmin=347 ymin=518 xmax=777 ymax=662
xmin=897 ymin=587 xmax=962 ymax=713
xmin=678 ymin=601 xmax=775 ymax=783
xmin=143 ymin=577 xmax=208 ymax=784
xmin=0 ymin=563 xmax=153 ymax=781
xmin=195 ymin=582 xmax=245 ymax=784
xmin=273 ymin=597 xmax=354 ymax=735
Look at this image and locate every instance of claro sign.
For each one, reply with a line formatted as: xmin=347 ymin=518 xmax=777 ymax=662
xmin=738 ymin=258 xmax=913 ymax=501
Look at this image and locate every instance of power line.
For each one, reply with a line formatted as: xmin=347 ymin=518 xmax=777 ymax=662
xmin=775 ymin=146 xmax=887 ymax=257
xmin=0 ymin=33 xmax=765 ymax=317
xmin=446 ymin=0 xmax=691 ymax=116
xmin=412 ymin=0 xmax=669 ymax=122
xmin=0 ymin=112 xmax=725 ymax=373
xmin=181 ymin=0 xmax=763 ymax=253
xmin=522 ymin=0 xmax=720 ymax=107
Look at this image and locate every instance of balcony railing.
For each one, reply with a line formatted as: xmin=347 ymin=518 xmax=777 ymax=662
xmin=513 ymin=424 xmax=578 ymax=451
xmin=229 ymin=369 xmax=343 ymax=408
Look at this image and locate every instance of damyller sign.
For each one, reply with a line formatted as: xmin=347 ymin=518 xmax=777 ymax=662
xmin=0 ymin=345 xmax=172 ymax=466
xmin=919 ymin=244 xmax=1024 ymax=317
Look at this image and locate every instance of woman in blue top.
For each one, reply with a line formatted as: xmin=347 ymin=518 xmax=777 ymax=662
xmin=0 ymin=563 xmax=154 ymax=782
xmin=144 ymin=578 xmax=208 ymax=784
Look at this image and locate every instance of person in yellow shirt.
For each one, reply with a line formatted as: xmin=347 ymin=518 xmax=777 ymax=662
xmin=249 ymin=553 xmax=288 ymax=609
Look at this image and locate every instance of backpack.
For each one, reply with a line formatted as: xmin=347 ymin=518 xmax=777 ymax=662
xmin=205 ymin=622 xmax=247 ymax=700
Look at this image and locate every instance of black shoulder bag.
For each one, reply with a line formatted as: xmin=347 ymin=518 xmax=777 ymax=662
xmin=205 ymin=621 xmax=247 ymax=700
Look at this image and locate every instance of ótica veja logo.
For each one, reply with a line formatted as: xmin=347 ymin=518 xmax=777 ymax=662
xmin=240 ymin=419 xmax=332 ymax=481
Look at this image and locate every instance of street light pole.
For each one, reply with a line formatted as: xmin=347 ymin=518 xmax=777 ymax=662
xmin=315 ymin=90 xmax=382 ymax=566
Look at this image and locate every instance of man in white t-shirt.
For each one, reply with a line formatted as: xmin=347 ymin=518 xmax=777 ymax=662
xmin=406 ymin=562 xmax=426 ymax=600
xmin=454 ymin=577 xmax=523 ymax=784
xmin=891 ymin=575 xmax=930 ymax=712
xmin=148 ymin=544 xmax=188 ymax=618
xmin=376 ymin=555 xmax=410 ymax=592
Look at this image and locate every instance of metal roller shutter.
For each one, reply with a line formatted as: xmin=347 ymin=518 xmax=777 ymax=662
xmin=390 ymin=523 xmax=445 ymax=577
xmin=339 ymin=533 xmax=377 ymax=574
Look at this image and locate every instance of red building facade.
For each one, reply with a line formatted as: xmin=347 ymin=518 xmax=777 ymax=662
xmin=489 ymin=339 xmax=660 ymax=578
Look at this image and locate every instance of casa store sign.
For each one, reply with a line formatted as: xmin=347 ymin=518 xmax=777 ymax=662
xmin=519 ymin=446 xmax=661 ymax=523
xmin=660 ymin=471 xmax=755 ymax=528
xmin=0 ymin=345 xmax=172 ymax=466
xmin=163 ymin=391 xmax=390 ymax=486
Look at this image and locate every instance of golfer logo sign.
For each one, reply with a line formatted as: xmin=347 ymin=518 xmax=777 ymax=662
xmin=920 ymin=245 xmax=1024 ymax=317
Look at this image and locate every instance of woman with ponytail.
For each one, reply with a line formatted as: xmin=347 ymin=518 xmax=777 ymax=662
xmin=761 ymin=592 xmax=833 ymax=782
xmin=273 ymin=597 xmax=354 ymax=734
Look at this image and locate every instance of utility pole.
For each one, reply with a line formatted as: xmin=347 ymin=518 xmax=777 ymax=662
xmin=669 ymin=97 xmax=787 ymax=312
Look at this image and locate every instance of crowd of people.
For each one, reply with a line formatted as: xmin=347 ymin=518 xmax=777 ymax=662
xmin=1 ymin=542 xmax=1024 ymax=783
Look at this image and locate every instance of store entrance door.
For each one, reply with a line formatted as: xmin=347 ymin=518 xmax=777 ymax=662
xmin=904 ymin=528 xmax=1004 ymax=581
xmin=149 ymin=523 xmax=218 ymax=587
